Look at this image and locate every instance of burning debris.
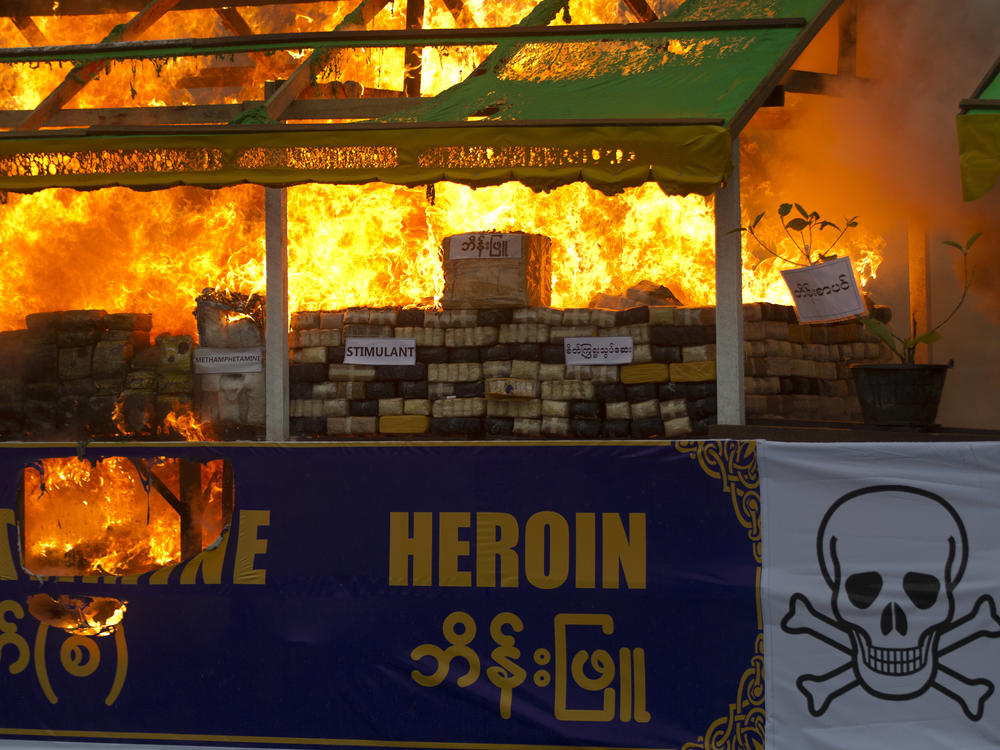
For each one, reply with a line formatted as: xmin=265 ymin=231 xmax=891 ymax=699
xmin=22 ymin=456 xmax=232 ymax=579
xmin=27 ymin=594 xmax=126 ymax=637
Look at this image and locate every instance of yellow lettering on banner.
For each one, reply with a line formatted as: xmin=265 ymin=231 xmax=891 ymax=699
xmin=574 ymin=513 xmax=596 ymax=589
xmin=525 ymin=512 xmax=569 ymax=589
xmin=602 ymin=513 xmax=646 ymax=589
xmin=438 ymin=512 xmax=471 ymax=587
xmin=233 ymin=510 xmax=269 ymax=585
xmin=148 ymin=563 xmax=181 ymax=585
xmin=389 ymin=512 xmax=432 ymax=586
xmin=0 ymin=510 xmax=18 ymax=581
xmin=476 ymin=513 xmax=519 ymax=588
xmin=180 ymin=529 xmax=230 ymax=585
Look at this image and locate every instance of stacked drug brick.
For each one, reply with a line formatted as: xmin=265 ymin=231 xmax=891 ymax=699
xmin=289 ymin=302 xmax=891 ymax=439
xmin=0 ymin=310 xmax=195 ymax=440
xmin=743 ymin=303 xmax=892 ymax=422
xmin=290 ymin=304 xmax=713 ymax=439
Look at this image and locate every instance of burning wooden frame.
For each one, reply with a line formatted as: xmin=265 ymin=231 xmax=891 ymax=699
xmin=20 ymin=456 xmax=234 ymax=578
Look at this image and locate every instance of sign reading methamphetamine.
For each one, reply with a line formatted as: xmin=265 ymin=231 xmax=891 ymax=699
xmin=344 ymin=337 xmax=416 ymax=365
xmin=448 ymin=233 xmax=524 ymax=260
xmin=192 ymin=347 xmax=263 ymax=373
xmin=780 ymin=256 xmax=866 ymax=323
xmin=564 ymin=336 xmax=634 ymax=365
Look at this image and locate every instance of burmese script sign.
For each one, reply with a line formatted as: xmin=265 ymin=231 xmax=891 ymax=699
xmin=448 ymin=233 xmax=524 ymax=259
xmin=0 ymin=442 xmax=760 ymax=750
xmin=780 ymin=256 xmax=866 ymax=323
xmin=564 ymin=336 xmax=635 ymax=365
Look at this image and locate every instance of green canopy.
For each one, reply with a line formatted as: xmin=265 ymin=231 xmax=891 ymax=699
xmin=0 ymin=0 xmax=841 ymax=195
xmin=958 ymin=55 xmax=1000 ymax=201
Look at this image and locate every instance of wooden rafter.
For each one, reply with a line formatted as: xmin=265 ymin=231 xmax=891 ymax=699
xmin=403 ymin=0 xmax=425 ymax=98
xmin=0 ymin=0 xmax=325 ymax=15
xmin=0 ymin=86 xmax=413 ymax=128
xmin=11 ymin=16 xmax=46 ymax=45
xmin=212 ymin=5 xmax=296 ymax=88
xmin=15 ymin=0 xmax=181 ymax=131
xmin=264 ymin=0 xmax=393 ymax=122
xmin=623 ymin=0 xmax=657 ymax=23
xmin=440 ymin=0 xmax=472 ymax=27
xmin=215 ymin=5 xmax=255 ymax=36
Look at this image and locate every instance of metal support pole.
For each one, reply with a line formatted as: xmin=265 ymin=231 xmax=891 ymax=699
xmin=265 ymin=186 xmax=289 ymax=441
xmin=714 ymin=139 xmax=745 ymax=425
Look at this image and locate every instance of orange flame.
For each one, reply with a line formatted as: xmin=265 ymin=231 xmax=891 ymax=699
xmin=23 ymin=457 xmax=230 ymax=578
xmin=0 ymin=3 xmax=885 ymax=339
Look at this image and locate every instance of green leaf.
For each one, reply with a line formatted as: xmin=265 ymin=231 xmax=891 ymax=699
xmin=794 ymin=203 xmax=809 ymax=219
xmin=751 ymin=211 xmax=765 ymax=229
xmin=943 ymin=240 xmax=963 ymax=250
xmin=818 ymin=220 xmax=841 ymax=231
xmin=966 ymin=232 xmax=982 ymax=250
xmin=786 ymin=218 xmax=809 ymax=231
xmin=861 ymin=317 xmax=903 ymax=361
xmin=914 ymin=330 xmax=942 ymax=345
xmin=778 ymin=203 xmax=792 ymax=217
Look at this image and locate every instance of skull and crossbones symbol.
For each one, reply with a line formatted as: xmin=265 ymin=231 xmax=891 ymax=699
xmin=781 ymin=485 xmax=1000 ymax=720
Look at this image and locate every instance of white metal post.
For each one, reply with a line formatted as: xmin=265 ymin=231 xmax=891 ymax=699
xmin=265 ymin=186 xmax=290 ymax=441
xmin=714 ymin=138 xmax=745 ymax=425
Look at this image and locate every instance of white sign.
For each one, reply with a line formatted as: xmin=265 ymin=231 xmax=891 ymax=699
xmin=564 ymin=336 xmax=634 ymax=365
xmin=448 ymin=233 xmax=523 ymax=260
xmin=760 ymin=441 xmax=1000 ymax=750
xmin=344 ymin=338 xmax=416 ymax=365
xmin=780 ymin=256 xmax=866 ymax=323
xmin=193 ymin=347 xmax=263 ymax=373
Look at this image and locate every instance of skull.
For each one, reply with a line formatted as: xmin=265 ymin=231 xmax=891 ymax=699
xmin=818 ymin=486 xmax=967 ymax=698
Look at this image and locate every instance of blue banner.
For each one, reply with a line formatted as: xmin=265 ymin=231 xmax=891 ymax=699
xmin=0 ymin=441 xmax=761 ymax=749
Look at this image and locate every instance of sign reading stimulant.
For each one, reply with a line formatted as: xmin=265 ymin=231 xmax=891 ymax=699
xmin=448 ymin=233 xmax=524 ymax=260
xmin=564 ymin=336 xmax=634 ymax=365
xmin=344 ymin=338 xmax=416 ymax=365
xmin=780 ymin=256 xmax=866 ymax=323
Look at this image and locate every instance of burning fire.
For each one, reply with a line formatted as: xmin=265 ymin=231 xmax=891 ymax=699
xmin=27 ymin=593 xmax=126 ymax=637
xmin=0 ymin=2 xmax=884 ymax=339
xmin=22 ymin=457 xmax=231 ymax=578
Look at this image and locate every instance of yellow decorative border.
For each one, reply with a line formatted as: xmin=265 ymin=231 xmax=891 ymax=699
xmin=676 ymin=440 xmax=764 ymax=750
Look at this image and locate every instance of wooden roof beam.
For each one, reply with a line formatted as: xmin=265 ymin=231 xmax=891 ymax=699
xmin=623 ymin=0 xmax=657 ymax=23
xmin=11 ymin=16 xmax=46 ymax=45
xmin=0 ymin=0 xmax=334 ymax=15
xmin=0 ymin=94 xmax=416 ymax=128
xmin=439 ymin=0 xmax=472 ymax=27
xmin=403 ymin=0 xmax=425 ymax=98
xmin=264 ymin=0 xmax=393 ymax=122
xmin=15 ymin=0 xmax=181 ymax=131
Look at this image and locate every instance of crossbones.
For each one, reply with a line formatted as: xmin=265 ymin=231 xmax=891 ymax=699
xmin=781 ymin=485 xmax=1000 ymax=721
xmin=783 ymin=592 xmax=1000 ymax=719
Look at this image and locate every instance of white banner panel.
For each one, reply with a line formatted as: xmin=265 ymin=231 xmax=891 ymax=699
xmin=760 ymin=441 xmax=1000 ymax=750
xmin=780 ymin=256 xmax=866 ymax=323
xmin=344 ymin=338 xmax=416 ymax=365
xmin=193 ymin=347 xmax=263 ymax=373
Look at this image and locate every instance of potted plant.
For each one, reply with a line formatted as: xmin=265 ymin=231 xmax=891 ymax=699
xmin=852 ymin=232 xmax=980 ymax=427
xmin=740 ymin=205 xmax=980 ymax=427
